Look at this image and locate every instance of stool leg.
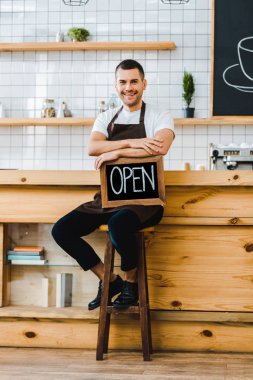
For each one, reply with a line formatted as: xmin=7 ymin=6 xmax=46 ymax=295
xmin=142 ymin=234 xmax=153 ymax=355
xmin=103 ymin=238 xmax=115 ymax=354
xmin=96 ymin=234 xmax=115 ymax=360
xmin=138 ymin=233 xmax=152 ymax=361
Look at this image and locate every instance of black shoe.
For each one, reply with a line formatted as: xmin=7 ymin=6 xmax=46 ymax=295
xmin=113 ymin=281 xmax=139 ymax=309
xmin=88 ymin=275 xmax=123 ymax=311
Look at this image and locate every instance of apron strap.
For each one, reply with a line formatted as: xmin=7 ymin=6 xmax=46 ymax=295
xmin=139 ymin=101 xmax=146 ymax=124
xmin=107 ymin=106 xmax=123 ymax=138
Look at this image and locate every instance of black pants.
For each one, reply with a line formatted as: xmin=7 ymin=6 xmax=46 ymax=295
xmin=51 ymin=207 xmax=163 ymax=272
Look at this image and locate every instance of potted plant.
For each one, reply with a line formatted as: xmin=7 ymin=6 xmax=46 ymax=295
xmin=67 ymin=27 xmax=90 ymax=42
xmin=182 ymin=71 xmax=195 ymax=118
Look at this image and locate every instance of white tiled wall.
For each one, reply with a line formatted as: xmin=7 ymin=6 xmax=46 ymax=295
xmin=0 ymin=0 xmax=250 ymax=170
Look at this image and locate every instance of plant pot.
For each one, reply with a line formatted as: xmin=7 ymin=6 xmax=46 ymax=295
xmin=183 ymin=107 xmax=195 ymax=118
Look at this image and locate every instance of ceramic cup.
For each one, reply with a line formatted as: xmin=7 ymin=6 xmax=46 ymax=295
xmin=238 ymin=36 xmax=253 ymax=81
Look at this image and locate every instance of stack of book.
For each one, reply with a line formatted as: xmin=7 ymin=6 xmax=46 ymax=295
xmin=7 ymin=246 xmax=48 ymax=265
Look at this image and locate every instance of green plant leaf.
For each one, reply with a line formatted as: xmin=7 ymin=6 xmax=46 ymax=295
xmin=182 ymin=71 xmax=195 ymax=107
xmin=67 ymin=27 xmax=90 ymax=42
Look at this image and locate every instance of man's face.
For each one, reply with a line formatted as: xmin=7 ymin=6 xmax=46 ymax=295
xmin=115 ymin=68 xmax=147 ymax=110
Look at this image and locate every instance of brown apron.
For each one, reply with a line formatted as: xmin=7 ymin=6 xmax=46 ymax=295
xmin=76 ymin=101 xmax=163 ymax=224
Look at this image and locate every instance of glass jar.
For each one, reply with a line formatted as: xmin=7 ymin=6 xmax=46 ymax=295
xmin=98 ymin=100 xmax=108 ymax=113
xmin=41 ymin=99 xmax=56 ymax=118
xmin=108 ymin=93 xmax=118 ymax=109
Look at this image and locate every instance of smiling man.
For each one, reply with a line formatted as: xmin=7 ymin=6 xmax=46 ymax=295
xmin=52 ymin=59 xmax=175 ymax=310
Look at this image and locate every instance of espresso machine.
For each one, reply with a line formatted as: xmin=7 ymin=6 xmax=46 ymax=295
xmin=209 ymin=143 xmax=253 ymax=170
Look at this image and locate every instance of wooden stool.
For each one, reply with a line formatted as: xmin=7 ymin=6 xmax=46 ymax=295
xmin=96 ymin=225 xmax=154 ymax=361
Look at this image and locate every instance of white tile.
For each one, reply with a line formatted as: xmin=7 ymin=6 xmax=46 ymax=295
xmin=233 ymin=125 xmax=246 ymax=135
xmin=207 ymin=134 xmax=220 ymax=144
xmin=220 ymin=135 xmax=232 ymax=145
xmin=195 ymin=147 xmax=208 ymax=160
xmin=35 ymin=147 xmax=46 ymax=159
xmin=220 ymin=125 xmax=233 ymax=135
xmin=58 ymin=160 xmax=71 ymax=169
xmin=0 ymin=135 xmax=11 ymax=147
xmin=169 ymin=160 xmax=184 ymax=170
xmin=134 ymin=0 xmax=146 ymax=11
xmin=46 ymin=160 xmax=59 ymax=169
xmin=23 ymin=135 xmax=35 ymax=147
xmin=59 ymin=135 xmax=71 ymax=147
xmin=22 ymin=147 xmax=34 ymax=159
xmin=195 ymin=134 xmax=207 ymax=147
xmin=33 ymin=159 xmax=46 ymax=169
xmin=183 ymin=22 xmax=196 ymax=34
xmin=208 ymin=125 xmax=220 ymax=135
xmin=70 ymin=160 xmax=84 ymax=170
xmin=122 ymin=0 xmax=134 ymax=11
xmin=232 ymin=135 xmax=246 ymax=145
xmin=97 ymin=11 xmax=109 ymax=23
xmin=185 ymin=9 xmax=196 ymax=22
xmin=246 ymin=126 xmax=253 ymax=135
xmin=71 ymin=147 xmax=83 ymax=160
xmin=182 ymin=148 xmax=195 ymax=160
xmin=183 ymin=126 xmax=195 ymax=135
xmin=46 ymin=147 xmax=59 ymax=159
xmin=47 ymin=135 xmax=59 ymax=147
xmin=245 ymin=135 xmax=253 ymax=144
xmin=182 ymin=135 xmax=194 ymax=147
xmin=170 ymin=147 xmax=182 ymax=159
xmin=71 ymin=135 xmax=84 ymax=147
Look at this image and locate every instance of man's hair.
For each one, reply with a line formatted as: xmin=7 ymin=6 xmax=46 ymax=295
xmin=115 ymin=59 xmax=145 ymax=80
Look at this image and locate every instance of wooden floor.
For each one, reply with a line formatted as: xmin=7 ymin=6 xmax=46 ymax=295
xmin=1 ymin=348 xmax=253 ymax=380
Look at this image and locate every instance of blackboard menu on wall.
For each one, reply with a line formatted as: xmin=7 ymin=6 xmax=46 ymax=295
xmin=212 ymin=0 xmax=253 ymax=116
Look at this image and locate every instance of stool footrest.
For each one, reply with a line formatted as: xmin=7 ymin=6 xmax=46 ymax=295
xmin=106 ymin=306 xmax=140 ymax=314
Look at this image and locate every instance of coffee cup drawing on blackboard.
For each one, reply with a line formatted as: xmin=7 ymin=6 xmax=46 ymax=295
xmin=223 ymin=36 xmax=253 ymax=93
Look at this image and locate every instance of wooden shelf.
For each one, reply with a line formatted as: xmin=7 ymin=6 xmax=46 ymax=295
xmin=0 ymin=305 xmax=99 ymax=320
xmin=176 ymin=117 xmax=253 ymax=126
xmin=1 ymin=117 xmax=253 ymax=127
xmin=0 ymin=117 xmax=94 ymax=126
xmin=0 ymin=41 xmax=176 ymax=52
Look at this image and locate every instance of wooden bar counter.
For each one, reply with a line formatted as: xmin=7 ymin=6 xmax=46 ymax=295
xmin=1 ymin=170 xmax=253 ymax=352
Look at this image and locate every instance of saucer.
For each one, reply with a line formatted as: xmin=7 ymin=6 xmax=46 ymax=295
xmin=223 ymin=63 xmax=253 ymax=93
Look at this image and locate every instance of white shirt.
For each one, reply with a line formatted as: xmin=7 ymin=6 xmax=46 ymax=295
xmin=92 ymin=103 xmax=174 ymax=139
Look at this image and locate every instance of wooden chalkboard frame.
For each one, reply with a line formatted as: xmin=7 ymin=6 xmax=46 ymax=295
xmin=100 ymin=156 xmax=165 ymax=208
xmin=211 ymin=0 xmax=253 ymax=119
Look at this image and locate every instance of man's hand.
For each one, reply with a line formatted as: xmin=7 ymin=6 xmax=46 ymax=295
xmin=128 ymin=137 xmax=164 ymax=155
xmin=95 ymin=151 xmax=120 ymax=170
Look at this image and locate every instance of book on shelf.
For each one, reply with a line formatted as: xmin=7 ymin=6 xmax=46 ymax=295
xmin=13 ymin=246 xmax=44 ymax=252
xmin=41 ymin=278 xmax=49 ymax=307
xmin=10 ymin=259 xmax=48 ymax=265
xmin=7 ymin=255 xmax=44 ymax=261
xmin=56 ymin=273 xmax=73 ymax=307
xmin=7 ymin=250 xmax=43 ymax=256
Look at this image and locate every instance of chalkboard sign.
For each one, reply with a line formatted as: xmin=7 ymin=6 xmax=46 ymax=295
xmin=212 ymin=0 xmax=253 ymax=117
xmin=100 ymin=156 xmax=165 ymax=208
